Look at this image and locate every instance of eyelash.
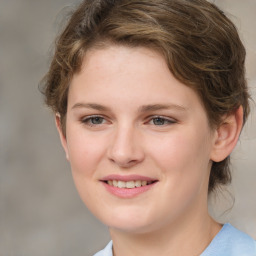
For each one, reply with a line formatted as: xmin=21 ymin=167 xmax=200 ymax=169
xmin=81 ymin=115 xmax=176 ymax=127
xmin=81 ymin=115 xmax=107 ymax=127
xmin=147 ymin=116 xmax=176 ymax=126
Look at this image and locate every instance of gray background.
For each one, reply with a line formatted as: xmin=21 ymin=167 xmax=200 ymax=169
xmin=0 ymin=0 xmax=255 ymax=255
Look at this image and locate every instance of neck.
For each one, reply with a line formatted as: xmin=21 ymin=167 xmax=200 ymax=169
xmin=110 ymin=206 xmax=221 ymax=256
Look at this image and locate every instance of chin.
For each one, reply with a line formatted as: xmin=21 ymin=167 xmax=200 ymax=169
xmin=109 ymin=221 xmax=155 ymax=234
xmin=98 ymin=207 xmax=159 ymax=234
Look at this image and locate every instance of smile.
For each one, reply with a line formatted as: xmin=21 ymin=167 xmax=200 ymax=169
xmin=106 ymin=180 xmax=155 ymax=189
xmin=101 ymin=175 xmax=158 ymax=198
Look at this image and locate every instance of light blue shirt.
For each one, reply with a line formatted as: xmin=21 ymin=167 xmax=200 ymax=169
xmin=94 ymin=223 xmax=256 ymax=256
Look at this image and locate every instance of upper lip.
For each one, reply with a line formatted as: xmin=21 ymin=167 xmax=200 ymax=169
xmin=100 ymin=174 xmax=158 ymax=182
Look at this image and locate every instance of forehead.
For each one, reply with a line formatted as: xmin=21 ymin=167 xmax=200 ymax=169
xmin=81 ymin=45 xmax=166 ymax=79
xmin=69 ymin=45 xmax=205 ymax=115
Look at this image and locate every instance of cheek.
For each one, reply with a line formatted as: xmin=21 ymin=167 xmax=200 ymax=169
xmin=150 ymin=130 xmax=210 ymax=167
xmin=147 ymin=132 xmax=212 ymax=218
xmin=148 ymin=130 xmax=212 ymax=192
xmin=65 ymin=130 xmax=108 ymax=212
xmin=66 ymin=128 xmax=106 ymax=178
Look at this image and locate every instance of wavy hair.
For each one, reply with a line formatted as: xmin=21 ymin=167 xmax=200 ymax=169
xmin=42 ymin=0 xmax=250 ymax=192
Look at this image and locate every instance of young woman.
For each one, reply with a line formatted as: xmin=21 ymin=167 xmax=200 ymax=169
xmin=43 ymin=0 xmax=256 ymax=255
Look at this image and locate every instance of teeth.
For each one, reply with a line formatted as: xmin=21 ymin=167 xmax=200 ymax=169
xmin=107 ymin=180 xmax=152 ymax=189
xmin=126 ymin=181 xmax=135 ymax=188
xmin=141 ymin=181 xmax=147 ymax=186
xmin=117 ymin=181 xmax=126 ymax=188
xmin=135 ymin=180 xmax=142 ymax=187
xmin=113 ymin=180 xmax=118 ymax=187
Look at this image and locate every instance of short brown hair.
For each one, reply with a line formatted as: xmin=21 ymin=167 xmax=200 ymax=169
xmin=42 ymin=0 xmax=250 ymax=192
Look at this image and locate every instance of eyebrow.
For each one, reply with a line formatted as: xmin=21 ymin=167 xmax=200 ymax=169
xmin=138 ymin=104 xmax=187 ymax=112
xmin=71 ymin=103 xmax=111 ymax=111
xmin=71 ymin=102 xmax=187 ymax=112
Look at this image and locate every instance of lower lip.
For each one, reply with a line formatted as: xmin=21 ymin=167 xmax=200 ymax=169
xmin=102 ymin=182 xmax=157 ymax=198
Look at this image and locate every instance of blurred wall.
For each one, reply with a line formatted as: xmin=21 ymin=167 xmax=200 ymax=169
xmin=0 ymin=0 xmax=255 ymax=255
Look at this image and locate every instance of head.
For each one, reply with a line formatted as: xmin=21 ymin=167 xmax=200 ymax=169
xmin=43 ymin=0 xmax=249 ymax=195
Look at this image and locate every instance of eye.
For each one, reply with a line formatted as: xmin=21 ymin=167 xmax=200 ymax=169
xmin=81 ymin=115 xmax=106 ymax=126
xmin=149 ymin=116 xmax=176 ymax=126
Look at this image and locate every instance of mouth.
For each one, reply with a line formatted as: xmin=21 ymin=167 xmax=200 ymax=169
xmin=100 ymin=175 xmax=158 ymax=198
xmin=103 ymin=180 xmax=157 ymax=189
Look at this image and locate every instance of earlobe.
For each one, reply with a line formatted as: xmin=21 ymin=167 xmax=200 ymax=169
xmin=55 ymin=113 xmax=69 ymax=161
xmin=210 ymin=106 xmax=243 ymax=162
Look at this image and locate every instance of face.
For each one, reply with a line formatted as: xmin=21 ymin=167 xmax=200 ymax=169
xmin=58 ymin=45 xmax=217 ymax=234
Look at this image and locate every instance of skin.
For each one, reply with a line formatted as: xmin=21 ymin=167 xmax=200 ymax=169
xmin=56 ymin=45 xmax=243 ymax=256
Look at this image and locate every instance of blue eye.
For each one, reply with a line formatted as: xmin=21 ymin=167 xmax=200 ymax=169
xmin=150 ymin=117 xmax=175 ymax=126
xmin=82 ymin=116 xmax=105 ymax=126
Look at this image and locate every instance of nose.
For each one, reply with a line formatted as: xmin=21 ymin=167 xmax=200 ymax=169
xmin=107 ymin=125 xmax=145 ymax=168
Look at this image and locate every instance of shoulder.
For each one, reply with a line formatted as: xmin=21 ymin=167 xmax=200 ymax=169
xmin=201 ymin=223 xmax=256 ymax=256
xmin=93 ymin=225 xmax=256 ymax=256
xmin=93 ymin=241 xmax=113 ymax=256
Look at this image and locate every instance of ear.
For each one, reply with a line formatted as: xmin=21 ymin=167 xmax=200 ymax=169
xmin=55 ymin=113 xmax=69 ymax=161
xmin=210 ymin=106 xmax=244 ymax=162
